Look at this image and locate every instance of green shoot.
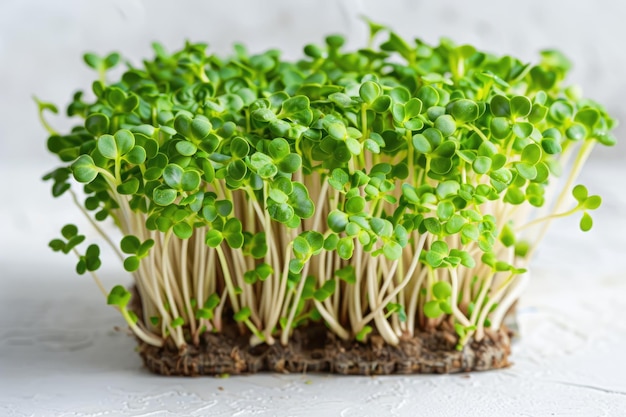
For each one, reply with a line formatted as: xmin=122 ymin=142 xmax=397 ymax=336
xmin=42 ymin=24 xmax=615 ymax=352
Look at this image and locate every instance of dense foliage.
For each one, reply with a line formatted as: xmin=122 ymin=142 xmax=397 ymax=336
xmin=42 ymin=23 xmax=615 ymax=350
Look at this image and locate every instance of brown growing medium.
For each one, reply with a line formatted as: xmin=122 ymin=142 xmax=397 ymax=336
xmin=132 ymin=290 xmax=511 ymax=375
xmin=137 ymin=321 xmax=511 ymax=376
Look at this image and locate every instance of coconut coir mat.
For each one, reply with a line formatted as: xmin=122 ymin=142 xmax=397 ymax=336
xmin=137 ymin=323 xmax=511 ymax=376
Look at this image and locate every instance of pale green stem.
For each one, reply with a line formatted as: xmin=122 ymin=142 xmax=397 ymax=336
xmin=180 ymin=238 xmax=197 ymax=337
xmin=280 ymin=258 xmax=311 ymax=346
xmin=313 ymin=300 xmax=350 ymax=340
xmin=215 ymin=244 xmax=240 ymax=311
xmin=71 ymin=248 xmax=107 ymax=297
xmin=449 ymin=268 xmax=471 ymax=327
xmin=69 ymin=190 xmax=125 ymax=263
xmin=359 ymin=233 xmax=427 ymax=329
xmin=525 ymin=140 xmax=596 ymax=259
xmin=120 ymin=307 xmax=163 ymax=347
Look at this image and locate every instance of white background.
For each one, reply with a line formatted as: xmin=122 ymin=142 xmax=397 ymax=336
xmin=1 ymin=1 xmax=626 ymax=416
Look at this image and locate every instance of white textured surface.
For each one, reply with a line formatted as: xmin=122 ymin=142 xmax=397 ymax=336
xmin=2 ymin=1 xmax=626 ymax=416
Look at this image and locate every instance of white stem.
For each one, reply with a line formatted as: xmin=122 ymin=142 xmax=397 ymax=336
xmin=366 ymin=257 xmax=399 ymax=345
xmin=449 ymin=268 xmax=471 ymax=327
xmin=280 ymin=261 xmax=311 ymax=345
xmin=70 ymin=190 xmax=125 ymax=263
xmin=180 ymin=238 xmax=197 ymax=336
xmin=359 ymin=234 xmax=427 ymax=329
xmin=121 ymin=308 xmax=163 ymax=347
xmin=313 ymin=300 xmax=350 ymax=340
xmin=490 ymin=273 xmax=529 ymax=330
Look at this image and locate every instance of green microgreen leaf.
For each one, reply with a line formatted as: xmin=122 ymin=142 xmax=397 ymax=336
xmin=120 ymin=235 xmax=140 ymax=254
xmin=205 ymin=230 xmax=223 ymax=248
xmin=85 ymin=113 xmax=110 ymax=136
xmin=234 ymin=307 xmax=252 ymax=322
xmin=153 ymin=187 xmax=177 ymax=206
xmin=521 ymin=143 xmax=542 ymax=164
xmin=584 ymin=195 xmax=601 ymax=210
xmin=434 ymin=115 xmax=456 ymax=136
xmin=107 ymin=285 xmax=131 ymax=308
xmin=424 ymin=300 xmax=444 ymax=318
xmin=510 ymin=96 xmax=532 ymax=118
xmin=223 ymin=218 xmax=244 ymax=248
xmin=337 ymin=237 xmax=354 ymax=260
xmin=123 ymin=256 xmax=140 ymax=272
xmin=432 ymin=281 xmax=452 ymax=300
xmin=313 ymin=279 xmax=337 ymax=301
xmin=328 ymin=210 xmax=349 ymax=233
xmin=572 ymin=185 xmax=588 ymax=203
xmin=448 ymin=99 xmax=479 ymax=122
xmin=580 ymin=212 xmax=593 ymax=231
xmin=359 ymin=81 xmax=381 ymax=104
xmin=173 ymin=222 xmax=193 ymax=239
xmin=71 ymin=155 xmax=98 ymax=183
xmin=355 ymin=326 xmax=373 ymax=342
xmin=61 ymin=224 xmax=78 ymax=239
xmin=176 ymin=141 xmax=197 ymax=156
xmin=345 ymin=196 xmax=366 ymax=214
xmin=171 ymin=317 xmax=185 ymax=328
xmin=335 ymin=265 xmax=356 ymax=284
xmin=383 ymin=241 xmax=402 ymax=260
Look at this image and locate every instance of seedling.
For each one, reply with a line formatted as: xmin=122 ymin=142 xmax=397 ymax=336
xmin=41 ymin=22 xmax=615 ymax=371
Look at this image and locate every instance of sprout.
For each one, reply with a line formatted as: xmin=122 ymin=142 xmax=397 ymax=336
xmin=42 ymin=26 xmax=614 ymax=362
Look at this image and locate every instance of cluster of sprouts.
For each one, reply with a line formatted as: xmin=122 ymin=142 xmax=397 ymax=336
xmin=42 ymin=24 xmax=615 ymax=351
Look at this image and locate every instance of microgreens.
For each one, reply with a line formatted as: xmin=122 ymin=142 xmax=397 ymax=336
xmin=42 ymin=22 xmax=615 ymax=352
